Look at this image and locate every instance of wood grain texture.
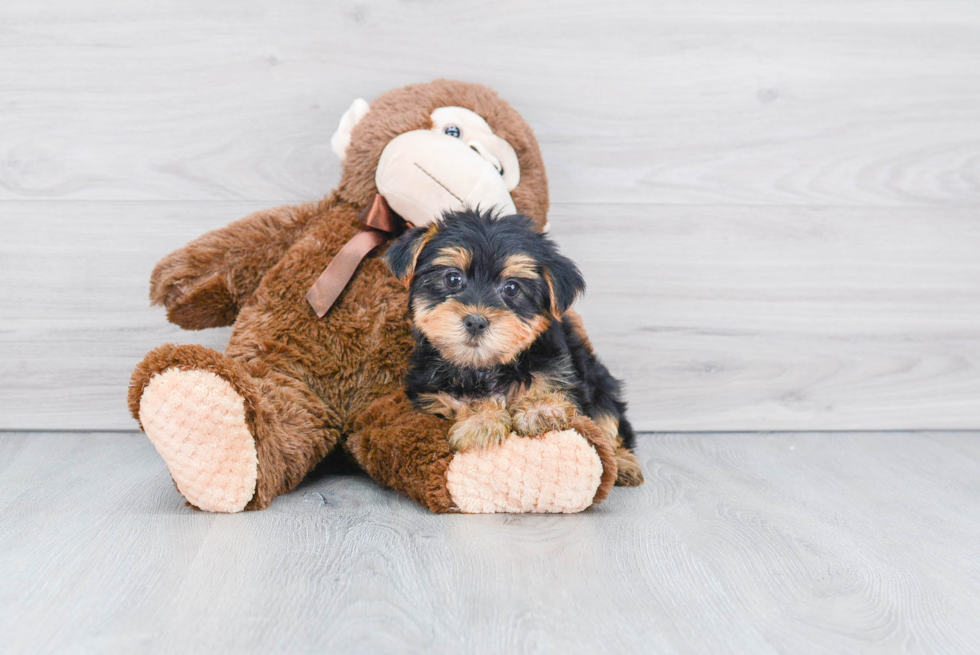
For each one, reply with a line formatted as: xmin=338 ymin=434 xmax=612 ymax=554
xmin=2 ymin=0 xmax=979 ymax=430
xmin=2 ymin=431 xmax=979 ymax=654
xmin=2 ymin=202 xmax=977 ymax=431
xmin=553 ymin=205 xmax=980 ymax=430
xmin=1 ymin=0 xmax=978 ymax=206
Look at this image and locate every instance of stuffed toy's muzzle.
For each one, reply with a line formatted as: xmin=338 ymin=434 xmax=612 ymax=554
xmin=376 ymin=129 xmax=516 ymax=227
xmin=374 ymin=106 xmax=521 ymax=228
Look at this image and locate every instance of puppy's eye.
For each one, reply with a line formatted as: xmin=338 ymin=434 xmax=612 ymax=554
xmin=502 ymin=281 xmax=520 ymax=297
xmin=445 ymin=271 xmax=464 ymax=290
xmin=444 ymin=125 xmax=461 ymax=138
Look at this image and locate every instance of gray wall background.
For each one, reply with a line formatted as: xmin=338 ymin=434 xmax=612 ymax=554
xmin=2 ymin=0 xmax=978 ymax=431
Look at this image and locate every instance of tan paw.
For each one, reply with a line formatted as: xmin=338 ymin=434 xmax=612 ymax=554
xmin=614 ymin=447 xmax=645 ymax=486
xmin=446 ymin=430 xmax=603 ymax=513
xmin=511 ymin=398 xmax=573 ymax=437
xmin=448 ymin=401 xmax=512 ymax=452
xmin=139 ymin=368 xmax=258 ymax=512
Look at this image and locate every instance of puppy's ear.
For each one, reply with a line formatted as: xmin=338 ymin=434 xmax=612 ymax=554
xmin=544 ymin=253 xmax=585 ymax=318
xmin=384 ymin=225 xmax=435 ymax=283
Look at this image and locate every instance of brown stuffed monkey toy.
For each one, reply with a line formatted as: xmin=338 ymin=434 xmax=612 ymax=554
xmin=128 ymin=79 xmax=641 ymax=514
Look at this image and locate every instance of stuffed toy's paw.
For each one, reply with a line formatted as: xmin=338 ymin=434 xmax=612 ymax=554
xmin=139 ymin=367 xmax=258 ymax=513
xmin=149 ymin=252 xmax=239 ymax=330
xmin=130 ymin=344 xmax=267 ymax=513
xmin=444 ymin=417 xmax=617 ymax=513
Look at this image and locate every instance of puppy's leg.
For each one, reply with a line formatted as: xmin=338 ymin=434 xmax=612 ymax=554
xmin=614 ymin=448 xmax=644 ymax=486
xmin=510 ymin=377 xmax=576 ymax=437
xmin=447 ymin=397 xmax=513 ymax=452
xmin=595 ymin=414 xmax=644 ymax=486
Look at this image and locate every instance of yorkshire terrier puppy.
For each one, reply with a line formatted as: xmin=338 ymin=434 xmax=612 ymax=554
xmin=384 ymin=209 xmax=643 ymax=486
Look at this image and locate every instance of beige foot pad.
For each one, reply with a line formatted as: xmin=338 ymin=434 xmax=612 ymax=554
xmin=139 ymin=368 xmax=258 ymax=513
xmin=445 ymin=429 xmax=603 ymax=513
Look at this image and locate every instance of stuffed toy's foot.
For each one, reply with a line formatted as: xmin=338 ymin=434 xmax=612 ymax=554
xmin=131 ymin=343 xmax=339 ymax=513
xmin=139 ymin=367 xmax=258 ymax=513
xmin=445 ymin=429 xmax=605 ymax=513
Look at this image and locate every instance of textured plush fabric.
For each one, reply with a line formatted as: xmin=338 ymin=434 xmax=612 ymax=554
xmin=139 ymin=368 xmax=258 ymax=513
xmin=128 ymin=80 xmax=631 ymax=514
xmin=446 ymin=430 xmax=603 ymax=513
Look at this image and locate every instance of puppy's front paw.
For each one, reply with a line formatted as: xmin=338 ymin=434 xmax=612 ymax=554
xmin=448 ymin=400 xmax=512 ymax=452
xmin=511 ymin=397 xmax=574 ymax=437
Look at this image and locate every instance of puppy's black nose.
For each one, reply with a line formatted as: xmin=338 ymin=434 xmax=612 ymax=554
xmin=463 ymin=314 xmax=489 ymax=336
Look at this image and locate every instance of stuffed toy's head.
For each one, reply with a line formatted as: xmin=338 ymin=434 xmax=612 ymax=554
xmin=330 ymin=80 xmax=551 ymax=232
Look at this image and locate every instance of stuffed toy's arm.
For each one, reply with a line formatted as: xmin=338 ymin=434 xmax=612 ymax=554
xmin=150 ymin=203 xmax=315 ymax=329
xmin=348 ymin=389 xmax=618 ymax=514
xmin=347 ymin=390 xmax=458 ymax=512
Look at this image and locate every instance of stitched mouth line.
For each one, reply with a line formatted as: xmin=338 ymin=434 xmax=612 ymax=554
xmin=413 ymin=163 xmax=464 ymax=204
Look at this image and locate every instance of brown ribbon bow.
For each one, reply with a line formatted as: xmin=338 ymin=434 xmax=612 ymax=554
xmin=306 ymin=194 xmax=404 ymax=318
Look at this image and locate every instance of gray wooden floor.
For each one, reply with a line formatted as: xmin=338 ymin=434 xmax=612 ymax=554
xmin=2 ymin=431 xmax=979 ymax=654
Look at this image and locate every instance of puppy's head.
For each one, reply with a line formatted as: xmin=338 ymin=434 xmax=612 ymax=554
xmin=385 ymin=209 xmax=585 ymax=368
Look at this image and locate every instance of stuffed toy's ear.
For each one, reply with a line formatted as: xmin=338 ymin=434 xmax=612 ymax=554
xmin=383 ymin=225 xmax=434 ymax=283
xmin=544 ymin=253 xmax=585 ymax=318
xmin=330 ymin=98 xmax=370 ymax=162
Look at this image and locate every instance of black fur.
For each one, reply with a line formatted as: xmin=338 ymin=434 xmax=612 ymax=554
xmin=384 ymin=224 xmax=430 ymax=282
xmin=386 ymin=209 xmax=635 ymax=450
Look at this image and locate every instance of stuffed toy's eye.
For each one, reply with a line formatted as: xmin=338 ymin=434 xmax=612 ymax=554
xmin=444 ymin=125 xmax=461 ymax=138
xmin=502 ymin=280 xmax=520 ymax=297
xmin=445 ymin=271 xmax=464 ymax=289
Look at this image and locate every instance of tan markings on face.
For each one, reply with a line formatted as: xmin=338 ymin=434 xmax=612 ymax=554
xmin=500 ymin=253 xmax=539 ymax=280
xmin=402 ymin=223 xmax=441 ymax=285
xmin=543 ymin=271 xmax=562 ymax=319
xmin=412 ymin=298 xmax=550 ymax=368
xmin=431 ymin=245 xmax=472 ymax=271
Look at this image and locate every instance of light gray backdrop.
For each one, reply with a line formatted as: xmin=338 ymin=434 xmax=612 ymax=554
xmin=2 ymin=0 xmax=978 ymax=431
